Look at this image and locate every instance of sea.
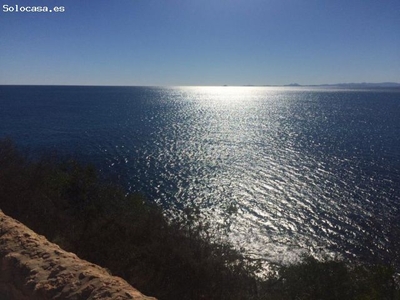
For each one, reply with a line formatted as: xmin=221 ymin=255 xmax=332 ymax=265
xmin=1 ymin=85 xmax=400 ymax=265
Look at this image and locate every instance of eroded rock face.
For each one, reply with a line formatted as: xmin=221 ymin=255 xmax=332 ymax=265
xmin=0 ymin=210 xmax=156 ymax=300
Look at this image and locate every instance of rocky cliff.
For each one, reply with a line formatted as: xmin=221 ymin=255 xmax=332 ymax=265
xmin=0 ymin=210 xmax=156 ymax=300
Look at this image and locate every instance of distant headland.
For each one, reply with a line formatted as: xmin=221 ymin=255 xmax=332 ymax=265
xmin=279 ymin=82 xmax=400 ymax=88
xmin=239 ymin=82 xmax=400 ymax=88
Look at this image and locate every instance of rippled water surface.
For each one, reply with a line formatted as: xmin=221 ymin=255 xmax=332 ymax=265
xmin=1 ymin=85 xmax=400 ymax=263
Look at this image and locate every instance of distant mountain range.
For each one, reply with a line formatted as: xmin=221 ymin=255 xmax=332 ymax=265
xmin=283 ymin=82 xmax=400 ymax=88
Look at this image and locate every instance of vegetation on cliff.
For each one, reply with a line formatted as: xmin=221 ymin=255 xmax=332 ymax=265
xmin=0 ymin=138 xmax=399 ymax=300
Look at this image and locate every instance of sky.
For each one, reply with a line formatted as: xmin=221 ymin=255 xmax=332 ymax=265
xmin=0 ymin=0 xmax=399 ymax=86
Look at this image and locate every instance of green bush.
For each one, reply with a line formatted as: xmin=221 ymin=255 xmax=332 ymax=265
xmin=0 ymin=138 xmax=259 ymax=299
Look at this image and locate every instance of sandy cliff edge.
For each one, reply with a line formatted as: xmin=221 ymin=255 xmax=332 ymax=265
xmin=0 ymin=210 xmax=156 ymax=300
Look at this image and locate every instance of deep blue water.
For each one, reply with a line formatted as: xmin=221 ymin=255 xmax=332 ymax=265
xmin=1 ymin=85 xmax=400 ymax=264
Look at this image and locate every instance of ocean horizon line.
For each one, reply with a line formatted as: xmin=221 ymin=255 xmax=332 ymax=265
xmin=1 ymin=82 xmax=400 ymax=88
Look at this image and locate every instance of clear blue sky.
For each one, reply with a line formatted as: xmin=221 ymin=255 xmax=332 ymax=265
xmin=1 ymin=0 xmax=399 ymax=86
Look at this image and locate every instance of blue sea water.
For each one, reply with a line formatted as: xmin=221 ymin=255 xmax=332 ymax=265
xmin=1 ymin=85 xmax=400 ymax=264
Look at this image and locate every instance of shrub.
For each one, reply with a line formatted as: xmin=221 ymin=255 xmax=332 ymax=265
xmin=0 ymin=138 xmax=259 ymax=299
